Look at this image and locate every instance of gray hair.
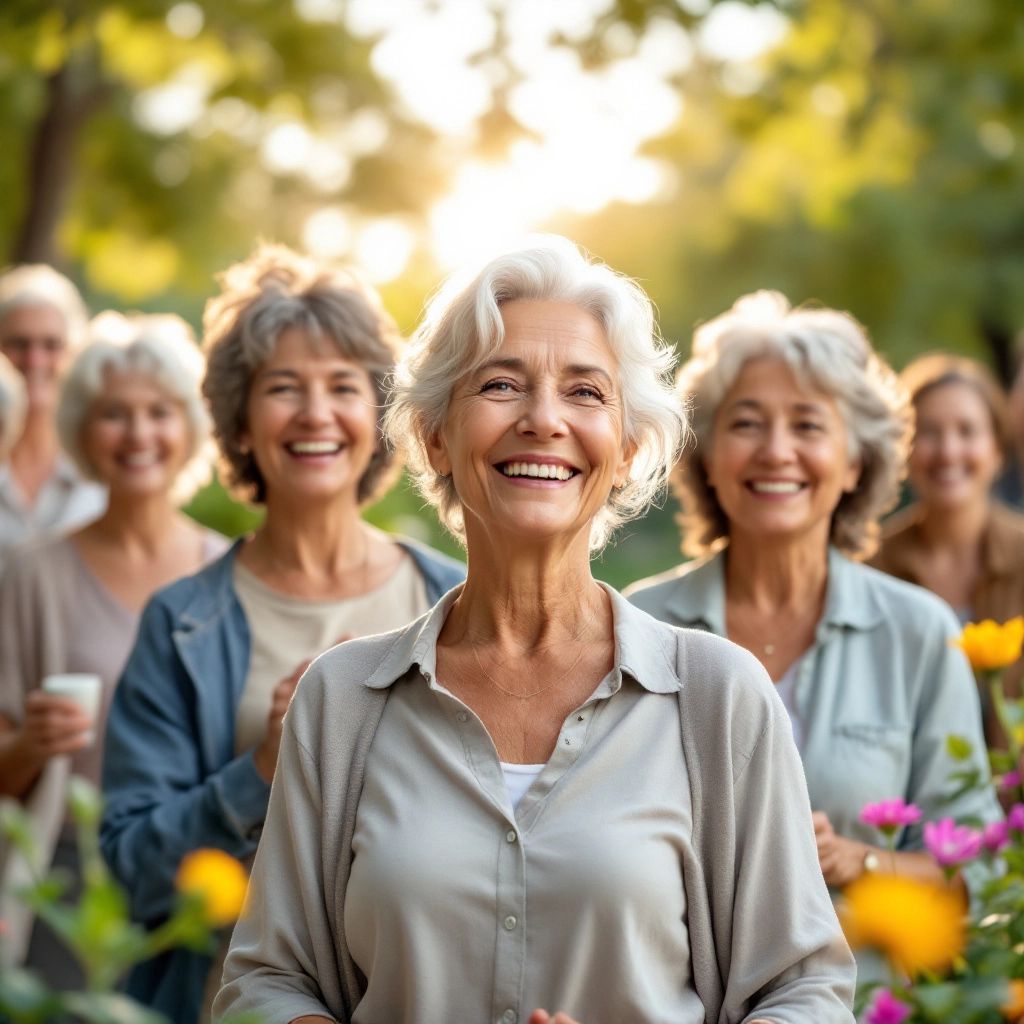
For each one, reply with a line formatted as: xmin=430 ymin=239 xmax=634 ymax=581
xmin=384 ymin=235 xmax=688 ymax=550
xmin=201 ymin=243 xmax=402 ymax=505
xmin=674 ymin=290 xmax=911 ymax=560
xmin=57 ymin=311 xmax=213 ymax=503
xmin=0 ymin=264 xmax=89 ymax=351
xmin=0 ymin=351 xmax=27 ymax=459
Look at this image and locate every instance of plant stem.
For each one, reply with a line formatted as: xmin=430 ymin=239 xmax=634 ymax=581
xmin=988 ymin=671 xmax=1021 ymax=762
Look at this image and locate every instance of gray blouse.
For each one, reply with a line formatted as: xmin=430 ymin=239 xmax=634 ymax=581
xmin=216 ymin=585 xmax=855 ymax=1023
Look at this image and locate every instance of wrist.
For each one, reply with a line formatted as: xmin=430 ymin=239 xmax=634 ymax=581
xmin=861 ymin=844 xmax=882 ymax=878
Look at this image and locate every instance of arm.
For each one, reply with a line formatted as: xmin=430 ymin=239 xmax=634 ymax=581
xmin=214 ymin=678 xmax=345 ymax=1023
xmin=723 ymin=691 xmax=856 ymax=1023
xmin=99 ymin=596 xmax=271 ymax=925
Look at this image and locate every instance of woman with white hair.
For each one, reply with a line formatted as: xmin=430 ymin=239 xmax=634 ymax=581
xmin=99 ymin=245 xmax=464 ymax=1023
xmin=627 ymin=292 xmax=1000 ymax=897
xmin=0 ymin=264 xmax=106 ymax=562
xmin=0 ymin=312 xmax=226 ymax=984
xmin=216 ymin=240 xmax=855 ymax=1024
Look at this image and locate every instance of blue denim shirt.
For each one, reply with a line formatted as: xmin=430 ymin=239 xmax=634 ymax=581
xmin=627 ymin=548 xmax=1001 ymax=854
xmin=100 ymin=537 xmax=465 ymax=1022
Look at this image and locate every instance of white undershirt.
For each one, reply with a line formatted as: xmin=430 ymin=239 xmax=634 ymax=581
xmin=773 ymin=659 xmax=804 ymax=751
xmin=500 ymin=761 xmax=545 ymax=808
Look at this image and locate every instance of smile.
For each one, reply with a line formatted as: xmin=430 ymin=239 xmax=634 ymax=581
xmin=286 ymin=441 xmax=344 ymax=455
xmin=118 ymin=452 xmax=161 ymax=468
xmin=746 ymin=480 xmax=806 ymax=495
xmin=497 ymin=461 xmax=577 ymax=481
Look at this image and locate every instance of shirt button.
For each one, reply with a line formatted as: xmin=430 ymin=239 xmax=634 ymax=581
xmin=563 ymin=737 xmax=570 ymax=746
xmin=502 ymin=1010 xmax=517 ymax=1024
xmin=503 ymin=914 xmax=517 ymax=930
xmin=506 ymin=829 xmax=517 ymax=843
xmin=456 ymin=711 xmax=469 ymax=723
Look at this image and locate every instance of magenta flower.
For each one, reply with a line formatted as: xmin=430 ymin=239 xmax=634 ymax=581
xmin=1000 ymin=769 xmax=1022 ymax=790
xmin=923 ymin=818 xmax=983 ymax=867
xmin=982 ymin=820 xmax=1010 ymax=854
xmin=1008 ymin=803 xmax=1024 ymax=833
xmin=860 ymin=799 xmax=922 ymax=837
xmin=864 ymin=988 xmax=912 ymax=1024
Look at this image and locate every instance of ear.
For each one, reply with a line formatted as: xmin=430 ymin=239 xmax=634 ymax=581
xmin=613 ymin=439 xmax=638 ymax=490
xmin=426 ymin=427 xmax=452 ymax=478
xmin=843 ymin=454 xmax=862 ymax=494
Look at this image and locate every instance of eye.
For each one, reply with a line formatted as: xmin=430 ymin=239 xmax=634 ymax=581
xmin=267 ymin=383 xmax=297 ymax=395
xmin=796 ymin=420 xmax=824 ymax=433
xmin=729 ymin=417 xmax=760 ymax=430
xmin=570 ymin=385 xmax=604 ymax=401
xmin=480 ymin=378 xmax=517 ymax=394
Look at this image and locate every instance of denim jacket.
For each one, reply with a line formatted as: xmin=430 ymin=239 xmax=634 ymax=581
xmin=100 ymin=538 xmax=465 ymax=1023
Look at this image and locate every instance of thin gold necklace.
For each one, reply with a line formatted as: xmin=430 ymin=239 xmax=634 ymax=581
xmin=469 ymin=623 xmax=591 ymax=700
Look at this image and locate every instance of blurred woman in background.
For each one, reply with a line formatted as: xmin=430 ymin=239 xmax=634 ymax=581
xmin=0 ymin=312 xmax=225 ymax=983
xmin=99 ymin=244 xmax=464 ymax=1023
xmin=0 ymin=265 xmax=106 ymax=561
xmin=872 ymin=354 xmax=1024 ymax=743
xmin=627 ymin=293 xmax=999 ymax=905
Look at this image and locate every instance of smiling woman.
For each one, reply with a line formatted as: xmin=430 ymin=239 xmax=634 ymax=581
xmin=216 ymin=238 xmax=856 ymax=1024
xmin=97 ymin=244 xmax=464 ymax=1024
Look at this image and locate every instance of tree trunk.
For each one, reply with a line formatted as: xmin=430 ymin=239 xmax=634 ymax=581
xmin=11 ymin=59 xmax=104 ymax=266
xmin=982 ymin=315 xmax=1015 ymax=387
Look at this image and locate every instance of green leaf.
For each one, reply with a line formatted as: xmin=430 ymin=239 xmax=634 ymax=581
xmin=61 ymin=991 xmax=170 ymax=1024
xmin=947 ymin=735 xmax=974 ymax=762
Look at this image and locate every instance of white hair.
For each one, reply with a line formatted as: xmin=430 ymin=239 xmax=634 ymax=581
xmin=0 ymin=351 xmax=27 ymax=459
xmin=57 ymin=312 xmax=213 ymax=503
xmin=674 ymin=290 xmax=912 ymax=558
xmin=385 ymin=235 xmax=688 ymax=550
xmin=0 ymin=264 xmax=89 ymax=351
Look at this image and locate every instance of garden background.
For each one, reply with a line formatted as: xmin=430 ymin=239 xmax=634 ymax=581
xmin=2 ymin=0 xmax=1022 ymax=588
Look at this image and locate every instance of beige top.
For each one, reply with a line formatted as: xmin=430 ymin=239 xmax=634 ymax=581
xmin=215 ymin=585 xmax=856 ymax=1024
xmin=232 ymin=554 xmax=429 ymax=754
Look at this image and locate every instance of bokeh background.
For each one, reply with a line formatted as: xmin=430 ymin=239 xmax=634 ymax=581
xmin=3 ymin=0 xmax=1022 ymax=586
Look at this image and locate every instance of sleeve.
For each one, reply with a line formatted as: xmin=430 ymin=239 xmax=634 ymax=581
xmin=721 ymin=687 xmax=857 ymax=1023
xmin=0 ymin=552 xmax=46 ymax=726
xmin=99 ymin=596 xmax=271 ymax=925
xmin=899 ymin=606 xmax=1002 ymax=852
xmin=214 ymin=682 xmax=344 ymax=1023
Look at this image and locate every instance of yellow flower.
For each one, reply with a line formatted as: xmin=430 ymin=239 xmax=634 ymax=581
xmin=1003 ymin=979 xmax=1024 ymax=1021
xmin=953 ymin=617 xmax=1024 ymax=673
xmin=840 ymin=873 xmax=964 ymax=976
xmin=175 ymin=848 xmax=248 ymax=927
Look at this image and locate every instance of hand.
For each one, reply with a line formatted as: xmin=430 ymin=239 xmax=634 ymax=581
xmin=812 ymin=810 xmax=871 ymax=887
xmin=253 ymin=659 xmax=309 ymax=783
xmin=528 ymin=1012 xmax=582 ymax=1024
xmin=17 ymin=690 xmax=93 ymax=761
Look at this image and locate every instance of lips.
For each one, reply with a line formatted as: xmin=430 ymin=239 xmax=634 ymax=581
xmin=286 ymin=440 xmax=344 ymax=456
xmin=118 ymin=451 xmax=161 ymax=469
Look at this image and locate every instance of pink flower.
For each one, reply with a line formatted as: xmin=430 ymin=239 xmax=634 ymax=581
xmin=1000 ymin=769 xmax=1022 ymax=790
xmin=923 ymin=818 xmax=983 ymax=867
xmin=860 ymin=799 xmax=922 ymax=836
xmin=1008 ymin=803 xmax=1024 ymax=833
xmin=982 ymin=820 xmax=1010 ymax=854
xmin=864 ymin=988 xmax=912 ymax=1024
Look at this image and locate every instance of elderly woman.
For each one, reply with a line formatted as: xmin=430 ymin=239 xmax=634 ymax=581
xmin=0 ymin=350 xmax=27 ymax=463
xmin=99 ymin=245 xmax=464 ymax=1022
xmin=215 ymin=239 xmax=855 ymax=1024
xmin=628 ymin=292 xmax=1001 ymax=898
xmin=0 ymin=264 xmax=106 ymax=561
xmin=871 ymin=355 xmax=1024 ymax=744
xmin=0 ymin=312 xmax=226 ymax=982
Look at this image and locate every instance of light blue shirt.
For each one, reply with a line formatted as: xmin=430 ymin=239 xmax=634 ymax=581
xmin=626 ymin=547 xmax=1002 ymax=854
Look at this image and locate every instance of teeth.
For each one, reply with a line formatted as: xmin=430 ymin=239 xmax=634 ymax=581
xmin=501 ymin=462 xmax=573 ymax=480
xmin=122 ymin=453 xmax=157 ymax=467
xmin=289 ymin=441 xmax=341 ymax=454
xmin=751 ymin=481 xmax=802 ymax=494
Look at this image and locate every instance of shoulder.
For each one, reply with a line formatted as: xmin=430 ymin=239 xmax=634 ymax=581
xmin=0 ymin=534 xmax=77 ymax=591
xmin=624 ymin=553 xmax=716 ymax=615
xmin=396 ymin=537 xmax=466 ymax=587
xmin=145 ymin=542 xmax=240 ymax=618
xmin=988 ymin=502 xmax=1024 ymax=566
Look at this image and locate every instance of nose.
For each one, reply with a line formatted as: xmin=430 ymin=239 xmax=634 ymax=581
xmin=758 ymin=420 xmax=795 ymax=464
xmin=127 ymin=409 xmax=154 ymax=442
xmin=296 ymin=383 xmax=334 ymax=426
xmin=516 ymin=386 xmax=567 ymax=439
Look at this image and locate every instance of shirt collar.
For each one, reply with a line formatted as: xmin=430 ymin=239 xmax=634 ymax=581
xmin=659 ymin=545 xmax=883 ymax=634
xmin=363 ymin=580 xmax=681 ymax=695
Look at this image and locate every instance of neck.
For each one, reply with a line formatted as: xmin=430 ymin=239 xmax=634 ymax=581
xmin=10 ymin=409 xmax=58 ymax=462
xmin=84 ymin=490 xmax=183 ymax=555
xmin=251 ymin=492 xmax=367 ymax=578
xmin=445 ymin=529 xmax=606 ymax=650
xmin=915 ymin=498 xmax=990 ymax=550
xmin=725 ymin=528 xmax=830 ymax=611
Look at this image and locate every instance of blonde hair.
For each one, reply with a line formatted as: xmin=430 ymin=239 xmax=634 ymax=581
xmin=0 ymin=351 xmax=26 ymax=459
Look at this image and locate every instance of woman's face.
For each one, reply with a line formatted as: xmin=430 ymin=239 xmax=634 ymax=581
xmin=705 ymin=357 xmax=860 ymax=548
xmin=242 ymin=326 xmax=379 ymax=506
xmin=909 ymin=382 xmax=1002 ymax=510
xmin=430 ymin=299 xmax=633 ymax=549
xmin=0 ymin=303 xmax=69 ymax=413
xmin=81 ymin=369 xmax=191 ymax=498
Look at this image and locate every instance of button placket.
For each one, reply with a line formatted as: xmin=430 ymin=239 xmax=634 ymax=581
xmin=491 ymin=813 xmax=526 ymax=1024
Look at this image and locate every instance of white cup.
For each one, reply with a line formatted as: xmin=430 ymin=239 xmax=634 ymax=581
xmin=41 ymin=673 xmax=102 ymax=745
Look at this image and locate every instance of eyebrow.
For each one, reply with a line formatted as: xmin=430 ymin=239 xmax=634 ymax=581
xmin=727 ymin=398 xmax=827 ymax=415
xmin=475 ymin=358 xmax=615 ymax=385
xmin=255 ymin=367 xmax=363 ymax=381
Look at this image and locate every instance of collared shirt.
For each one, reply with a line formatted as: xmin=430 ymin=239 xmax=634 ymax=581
xmin=0 ymin=456 xmax=106 ymax=566
xmin=216 ymin=583 xmax=856 ymax=1024
xmin=626 ymin=547 xmax=1002 ymax=855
